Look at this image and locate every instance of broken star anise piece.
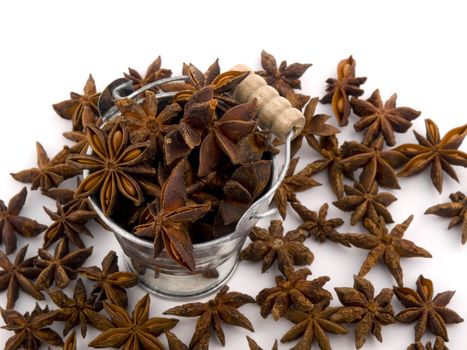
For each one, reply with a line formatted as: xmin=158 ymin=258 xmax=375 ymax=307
xmin=425 ymin=191 xmax=467 ymax=244
xmin=330 ymin=275 xmax=395 ymax=349
xmin=1 ymin=303 xmax=63 ymax=350
xmin=239 ymin=220 xmax=313 ymax=274
xmin=321 ymin=56 xmax=367 ymax=126
xmin=351 ymin=89 xmax=421 ymax=146
xmin=332 ymin=182 xmax=397 ymax=225
xmin=11 ymin=143 xmax=81 ymax=191
xmin=407 ymin=337 xmax=449 ymax=350
xmin=256 ymin=268 xmax=332 ymax=321
xmin=163 ymin=285 xmax=255 ymax=348
xmin=246 ymin=336 xmax=278 ymax=350
xmin=124 ymin=55 xmax=172 ymax=90
xmin=78 ymin=250 xmax=138 ymax=309
xmin=0 ymin=187 xmax=47 ymax=254
xmin=394 ymin=275 xmax=463 ymax=341
xmin=345 ymin=216 xmax=431 ymax=286
xmin=394 ymin=119 xmax=467 ymax=193
xmin=89 ymin=294 xmax=178 ymax=349
xmin=35 ymin=238 xmax=93 ymax=290
xmin=0 ymin=245 xmax=43 ymax=309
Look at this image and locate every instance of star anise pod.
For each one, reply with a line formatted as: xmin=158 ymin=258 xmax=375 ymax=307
xmin=52 ymin=74 xmax=100 ymax=131
xmin=425 ymin=191 xmax=467 ymax=244
xmin=165 ymin=330 xmax=188 ymax=350
xmin=63 ymin=330 xmax=77 ymax=350
xmin=246 ymin=336 xmax=278 ymax=350
xmin=407 ymin=337 xmax=449 ymax=350
xmin=124 ymin=55 xmax=172 ymax=90
xmin=291 ymin=201 xmax=350 ymax=246
xmin=163 ymin=285 xmax=255 ymax=348
xmin=344 ymin=216 xmax=431 ymax=286
xmin=394 ymin=275 xmax=463 ymax=341
xmin=256 ymin=268 xmax=332 ymax=320
xmin=11 ymin=143 xmax=81 ymax=191
xmin=35 ymin=238 xmax=92 ymax=290
xmin=89 ymin=294 xmax=178 ymax=349
xmin=68 ymin=121 xmax=156 ymax=215
xmin=330 ymin=275 xmax=395 ymax=349
xmin=341 ymin=136 xmax=408 ymax=190
xmin=273 ymin=157 xmax=321 ymax=219
xmin=351 ymin=89 xmax=421 ymax=146
xmin=0 ymin=245 xmax=43 ymax=309
xmin=281 ymin=301 xmax=348 ymax=350
xmin=332 ymin=182 xmax=397 ymax=225
xmin=78 ymin=250 xmax=138 ymax=309
xmin=240 ymin=220 xmax=313 ymax=274
xmin=394 ymin=119 xmax=467 ymax=193
xmin=63 ymin=116 xmax=104 ymax=155
xmin=1 ymin=303 xmax=63 ymax=350
xmin=256 ymin=50 xmax=311 ymax=109
xmin=0 ymin=187 xmax=47 ymax=254
xmin=133 ymin=163 xmax=210 ymax=271
xmin=321 ymin=56 xmax=367 ymax=126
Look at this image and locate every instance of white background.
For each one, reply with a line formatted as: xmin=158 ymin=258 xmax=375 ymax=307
xmin=1 ymin=1 xmax=466 ymax=349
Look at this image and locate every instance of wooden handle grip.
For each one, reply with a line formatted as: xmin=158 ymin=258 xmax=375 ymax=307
xmin=231 ymin=64 xmax=305 ymax=140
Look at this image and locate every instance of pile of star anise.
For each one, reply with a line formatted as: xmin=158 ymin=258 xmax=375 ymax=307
xmin=1 ymin=51 xmax=466 ymax=350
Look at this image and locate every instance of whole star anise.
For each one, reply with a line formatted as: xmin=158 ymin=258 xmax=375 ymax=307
xmin=344 ymin=216 xmax=431 ymax=286
xmin=321 ymin=56 xmax=367 ymax=126
xmin=394 ymin=275 xmax=463 ymax=341
xmin=394 ymin=119 xmax=467 ymax=193
xmin=124 ymin=55 xmax=172 ymax=90
xmin=331 ymin=275 xmax=395 ymax=349
xmin=0 ymin=187 xmax=47 ymax=254
xmin=246 ymin=336 xmax=278 ymax=350
xmin=407 ymin=337 xmax=449 ymax=350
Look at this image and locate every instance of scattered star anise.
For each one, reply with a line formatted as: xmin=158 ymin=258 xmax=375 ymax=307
xmin=425 ymin=191 xmax=467 ymax=244
xmin=35 ymin=238 xmax=93 ymax=290
xmin=11 ymin=143 xmax=80 ymax=191
xmin=407 ymin=337 xmax=449 ymax=350
xmin=394 ymin=275 xmax=463 ymax=341
xmin=164 ymin=285 xmax=255 ymax=348
xmin=89 ymin=294 xmax=178 ymax=349
xmin=78 ymin=250 xmax=138 ymax=309
xmin=165 ymin=330 xmax=188 ymax=350
xmin=256 ymin=268 xmax=332 ymax=320
xmin=394 ymin=119 xmax=467 ymax=193
xmin=62 ymin=330 xmax=77 ymax=350
xmin=281 ymin=301 xmax=348 ymax=350
xmin=0 ymin=245 xmax=43 ymax=309
xmin=0 ymin=187 xmax=47 ymax=254
xmin=351 ymin=89 xmax=421 ymax=146
xmin=321 ymin=56 xmax=367 ymax=126
xmin=291 ymin=201 xmax=350 ymax=246
xmin=246 ymin=336 xmax=278 ymax=350
xmin=330 ymin=275 xmax=395 ymax=349
xmin=345 ymin=216 xmax=431 ymax=286
xmin=256 ymin=50 xmax=311 ymax=109
xmin=68 ymin=121 xmax=156 ymax=215
xmin=52 ymin=74 xmax=100 ymax=131
xmin=240 ymin=220 xmax=313 ymax=274
xmin=47 ymin=278 xmax=112 ymax=337
xmin=332 ymin=182 xmax=397 ymax=225
xmin=124 ymin=55 xmax=172 ymax=90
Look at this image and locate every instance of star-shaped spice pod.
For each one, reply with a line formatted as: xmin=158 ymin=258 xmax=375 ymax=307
xmin=11 ymin=143 xmax=81 ymax=191
xmin=124 ymin=55 xmax=172 ymax=90
xmin=331 ymin=275 xmax=395 ymax=349
xmin=47 ymin=278 xmax=112 ymax=337
xmin=332 ymin=182 xmax=397 ymax=225
xmin=35 ymin=238 xmax=93 ymax=290
xmin=407 ymin=337 xmax=449 ymax=350
xmin=394 ymin=275 xmax=463 ymax=342
xmin=164 ymin=285 xmax=255 ymax=348
xmin=78 ymin=250 xmax=138 ymax=309
xmin=246 ymin=336 xmax=278 ymax=350
xmin=281 ymin=301 xmax=348 ymax=350
xmin=256 ymin=50 xmax=311 ymax=109
xmin=52 ymin=74 xmax=100 ymax=131
xmin=1 ymin=303 xmax=63 ymax=350
xmin=0 ymin=245 xmax=43 ymax=309
xmin=89 ymin=294 xmax=178 ymax=349
xmin=291 ymin=201 xmax=350 ymax=246
xmin=351 ymin=89 xmax=421 ymax=146
xmin=240 ymin=220 xmax=313 ymax=274
xmin=0 ymin=187 xmax=47 ymax=254
xmin=256 ymin=268 xmax=332 ymax=320
xmin=394 ymin=119 xmax=467 ymax=193
xmin=321 ymin=56 xmax=367 ymax=126
xmin=345 ymin=216 xmax=431 ymax=286
xmin=425 ymin=191 xmax=467 ymax=244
